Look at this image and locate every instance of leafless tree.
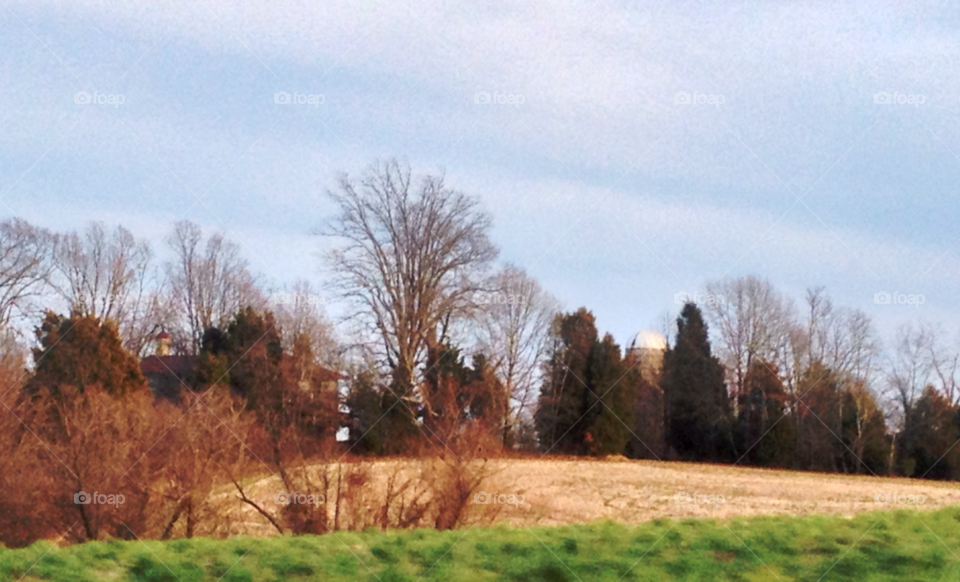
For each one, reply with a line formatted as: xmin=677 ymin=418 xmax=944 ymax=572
xmin=120 ymin=269 xmax=177 ymax=357
xmin=52 ymin=223 xmax=149 ymax=320
xmin=885 ymin=322 xmax=935 ymax=429
xmin=475 ymin=265 xmax=559 ymax=444
xmin=790 ymin=288 xmax=881 ymax=388
xmin=324 ymin=159 xmax=498 ymax=400
xmin=50 ymin=222 xmax=167 ymax=356
xmin=0 ymin=218 xmax=54 ymax=328
xmin=923 ymin=325 xmax=960 ymax=404
xmin=166 ymin=221 xmax=264 ymax=353
xmin=271 ymin=279 xmax=339 ymax=368
xmin=705 ymin=276 xmax=796 ymax=397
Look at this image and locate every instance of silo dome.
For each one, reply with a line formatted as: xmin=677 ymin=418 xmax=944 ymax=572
xmin=627 ymin=329 xmax=667 ymax=352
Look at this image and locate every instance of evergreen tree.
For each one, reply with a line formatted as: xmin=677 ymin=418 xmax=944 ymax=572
xmin=735 ymin=360 xmax=794 ymax=467
xmin=535 ymin=309 xmax=642 ymax=457
xmin=896 ymin=386 xmax=960 ymax=480
xmin=587 ymin=334 xmax=633 ymax=456
xmin=661 ymin=302 xmax=732 ymax=461
xmin=215 ymin=308 xmax=285 ymax=437
xmin=344 ymin=370 xmax=388 ymax=455
xmin=26 ymin=312 xmax=147 ymax=399
xmin=535 ymin=308 xmax=598 ymax=455
xmin=377 ymin=370 xmax=425 ymax=455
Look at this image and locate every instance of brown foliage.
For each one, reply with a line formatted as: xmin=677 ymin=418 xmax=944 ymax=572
xmin=0 ymin=375 xmax=264 ymax=546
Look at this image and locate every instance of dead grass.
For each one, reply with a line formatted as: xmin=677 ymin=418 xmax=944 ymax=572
xmin=212 ymin=456 xmax=960 ymax=536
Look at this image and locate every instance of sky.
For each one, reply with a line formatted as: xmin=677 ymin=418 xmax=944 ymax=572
xmin=2 ymin=0 xmax=959 ymax=351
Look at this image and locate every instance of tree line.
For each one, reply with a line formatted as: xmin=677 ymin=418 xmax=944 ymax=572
xmin=0 ymin=159 xmax=957 ymax=546
xmin=536 ymin=278 xmax=960 ymax=484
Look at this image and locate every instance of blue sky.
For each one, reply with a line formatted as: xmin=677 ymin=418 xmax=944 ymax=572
xmin=2 ymin=1 xmax=959 ymax=348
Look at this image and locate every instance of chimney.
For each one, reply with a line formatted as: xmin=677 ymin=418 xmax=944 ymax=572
xmin=156 ymin=331 xmax=172 ymax=356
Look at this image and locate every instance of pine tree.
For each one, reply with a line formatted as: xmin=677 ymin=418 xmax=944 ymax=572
xmin=587 ymin=334 xmax=633 ymax=456
xmin=661 ymin=302 xmax=732 ymax=461
xmin=535 ymin=308 xmax=598 ymax=454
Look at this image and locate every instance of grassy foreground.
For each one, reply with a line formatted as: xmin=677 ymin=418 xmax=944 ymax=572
xmin=3 ymin=507 xmax=960 ymax=581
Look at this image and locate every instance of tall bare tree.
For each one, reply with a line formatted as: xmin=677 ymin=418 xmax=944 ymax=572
xmin=475 ymin=265 xmax=559 ymax=444
xmin=704 ymin=276 xmax=796 ymax=398
xmin=166 ymin=221 xmax=263 ymax=354
xmin=0 ymin=218 xmax=53 ymax=328
xmin=325 ymin=159 xmax=498 ymax=400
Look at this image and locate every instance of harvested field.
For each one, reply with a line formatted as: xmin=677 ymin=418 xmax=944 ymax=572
xmin=221 ymin=457 xmax=960 ymax=536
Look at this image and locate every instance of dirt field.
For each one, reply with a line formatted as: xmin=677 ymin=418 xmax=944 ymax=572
xmin=221 ymin=457 xmax=960 ymax=536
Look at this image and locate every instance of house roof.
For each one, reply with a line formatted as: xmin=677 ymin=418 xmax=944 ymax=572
xmin=140 ymin=355 xmax=198 ymax=377
xmin=140 ymin=355 xmax=343 ymax=382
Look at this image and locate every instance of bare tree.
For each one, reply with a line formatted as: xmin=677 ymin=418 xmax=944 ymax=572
xmin=271 ymin=279 xmax=339 ymax=368
xmin=783 ymin=288 xmax=883 ymax=459
xmin=705 ymin=276 xmax=796 ymax=397
xmin=52 ymin=223 xmax=148 ymax=320
xmin=0 ymin=218 xmax=53 ymax=328
xmin=167 ymin=221 xmax=263 ymax=353
xmin=885 ymin=323 xmax=935 ymax=429
xmin=324 ymin=159 xmax=498 ymax=400
xmin=923 ymin=325 xmax=960 ymax=404
xmin=475 ymin=265 xmax=559 ymax=445
xmin=120 ymin=269 xmax=176 ymax=357
xmin=790 ymin=288 xmax=881 ymax=387
xmin=50 ymin=222 xmax=167 ymax=355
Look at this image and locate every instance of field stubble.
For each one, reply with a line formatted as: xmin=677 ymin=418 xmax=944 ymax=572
xmin=221 ymin=457 xmax=960 ymax=536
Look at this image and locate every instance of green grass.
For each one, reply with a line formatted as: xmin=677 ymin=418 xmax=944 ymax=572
xmin=3 ymin=507 xmax=960 ymax=581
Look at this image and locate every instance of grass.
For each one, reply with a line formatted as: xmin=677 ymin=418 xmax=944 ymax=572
xmin=3 ymin=506 xmax=960 ymax=581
